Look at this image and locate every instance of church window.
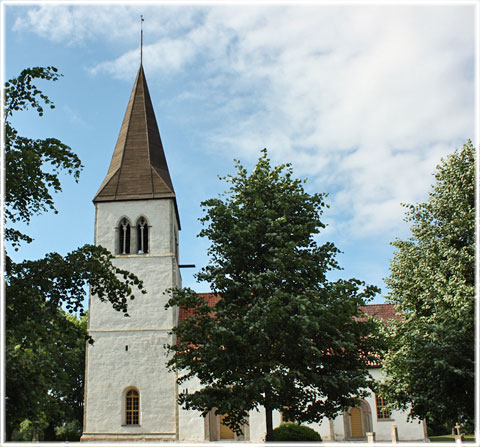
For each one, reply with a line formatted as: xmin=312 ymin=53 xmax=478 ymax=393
xmin=136 ymin=217 xmax=149 ymax=254
xmin=126 ymin=389 xmax=140 ymax=425
xmin=119 ymin=218 xmax=131 ymax=254
xmin=375 ymin=394 xmax=391 ymax=419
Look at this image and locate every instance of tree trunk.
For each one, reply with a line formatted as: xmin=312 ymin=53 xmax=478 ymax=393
xmin=6 ymin=423 xmax=13 ymax=442
xmin=265 ymin=406 xmax=274 ymax=442
xmin=44 ymin=422 xmax=56 ymax=441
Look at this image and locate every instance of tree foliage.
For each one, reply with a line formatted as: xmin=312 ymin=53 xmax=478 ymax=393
xmin=166 ymin=151 xmax=379 ymax=440
xmin=4 ymin=67 xmax=83 ymax=248
xmin=7 ymin=312 xmax=86 ymax=441
xmin=4 ymin=67 xmax=146 ymax=440
xmin=381 ymin=141 xmax=475 ymax=428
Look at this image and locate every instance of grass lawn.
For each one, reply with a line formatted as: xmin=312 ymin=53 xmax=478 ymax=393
xmin=429 ymin=434 xmax=476 ymax=442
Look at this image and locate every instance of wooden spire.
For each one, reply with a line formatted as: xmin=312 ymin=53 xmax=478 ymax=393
xmin=94 ymin=65 xmax=177 ymax=211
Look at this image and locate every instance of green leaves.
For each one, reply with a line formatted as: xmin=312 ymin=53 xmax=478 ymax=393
xmin=4 ymin=68 xmax=83 ymax=249
xmin=4 ymin=67 xmax=146 ymax=440
xmin=5 ymin=244 xmax=147 ymax=437
xmin=4 ymin=66 xmax=61 ymax=119
xmin=6 ymin=308 xmax=87 ymax=440
xmin=166 ymin=149 xmax=379 ymax=436
xmin=382 ymin=141 xmax=475 ymax=428
xmin=7 ymin=245 xmax=145 ymax=316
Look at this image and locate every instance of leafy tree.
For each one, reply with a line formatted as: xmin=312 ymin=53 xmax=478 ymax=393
xmin=4 ymin=67 xmax=81 ymax=249
xmin=4 ymin=67 xmax=146 ymax=440
xmin=12 ymin=416 xmax=48 ymax=442
xmin=55 ymin=420 xmax=83 ymax=442
xmin=166 ymin=151 xmax=380 ymax=440
xmin=7 ymin=312 xmax=85 ymax=441
xmin=381 ymin=141 xmax=475 ymax=430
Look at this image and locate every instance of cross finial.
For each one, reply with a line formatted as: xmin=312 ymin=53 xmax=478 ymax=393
xmin=140 ymin=15 xmax=144 ymax=65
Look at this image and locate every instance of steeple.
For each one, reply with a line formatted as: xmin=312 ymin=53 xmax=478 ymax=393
xmin=94 ymin=65 xmax=177 ymax=211
xmin=84 ymin=65 xmax=183 ymax=442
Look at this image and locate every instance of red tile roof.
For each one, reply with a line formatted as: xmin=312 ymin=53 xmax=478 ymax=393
xmin=359 ymin=304 xmax=399 ymax=367
xmin=179 ymin=296 xmax=399 ymax=323
xmin=359 ymin=303 xmax=400 ymax=321
xmin=178 ymin=296 xmax=397 ymax=368
xmin=178 ymin=293 xmax=220 ymax=323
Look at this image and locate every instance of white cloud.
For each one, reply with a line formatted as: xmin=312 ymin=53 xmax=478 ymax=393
xmin=63 ymin=105 xmax=89 ymax=128
xmin=13 ymin=4 xmax=202 ymax=46
xmin=11 ymin=3 xmax=475 ymax=239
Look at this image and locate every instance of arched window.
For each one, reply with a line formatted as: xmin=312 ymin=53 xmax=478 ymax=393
xmin=125 ymin=389 xmax=139 ymax=425
xmin=119 ymin=218 xmax=131 ymax=255
xmin=136 ymin=217 xmax=149 ymax=254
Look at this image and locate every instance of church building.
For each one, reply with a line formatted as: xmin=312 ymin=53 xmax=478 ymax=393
xmin=81 ymin=63 xmax=427 ymax=442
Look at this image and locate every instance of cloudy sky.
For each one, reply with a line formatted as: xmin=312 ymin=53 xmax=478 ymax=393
xmin=4 ymin=2 xmax=476 ymax=301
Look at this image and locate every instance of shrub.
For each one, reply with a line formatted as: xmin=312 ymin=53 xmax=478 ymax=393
xmin=272 ymin=422 xmax=322 ymax=442
xmin=55 ymin=420 xmax=82 ymax=441
xmin=12 ymin=417 xmax=49 ymax=441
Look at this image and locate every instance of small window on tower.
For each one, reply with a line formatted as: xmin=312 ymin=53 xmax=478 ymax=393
xmin=126 ymin=389 xmax=140 ymax=425
xmin=136 ymin=217 xmax=149 ymax=254
xmin=119 ymin=218 xmax=131 ymax=255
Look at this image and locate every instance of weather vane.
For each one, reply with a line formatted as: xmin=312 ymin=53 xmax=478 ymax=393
xmin=140 ymin=15 xmax=144 ymax=65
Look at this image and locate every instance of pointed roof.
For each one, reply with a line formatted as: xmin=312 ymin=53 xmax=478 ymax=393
xmin=94 ymin=65 xmax=180 ymax=226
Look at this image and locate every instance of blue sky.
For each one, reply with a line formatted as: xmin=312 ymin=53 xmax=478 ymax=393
xmin=3 ymin=2 xmax=477 ymax=303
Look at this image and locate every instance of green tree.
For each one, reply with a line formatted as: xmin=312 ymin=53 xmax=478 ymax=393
xmin=54 ymin=420 xmax=83 ymax=442
xmin=381 ymin=141 xmax=475 ymax=429
xmin=4 ymin=67 xmax=146 ymax=440
xmin=7 ymin=312 xmax=86 ymax=441
xmin=4 ymin=67 xmax=80 ymax=249
xmin=13 ymin=416 xmax=48 ymax=442
xmin=166 ymin=151 xmax=380 ymax=440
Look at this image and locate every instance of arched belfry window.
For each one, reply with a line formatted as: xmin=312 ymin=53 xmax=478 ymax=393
xmin=136 ymin=217 xmax=149 ymax=254
xmin=125 ymin=389 xmax=139 ymax=425
xmin=119 ymin=218 xmax=131 ymax=255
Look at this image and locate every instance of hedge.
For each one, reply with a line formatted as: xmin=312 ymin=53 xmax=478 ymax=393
xmin=272 ymin=422 xmax=322 ymax=442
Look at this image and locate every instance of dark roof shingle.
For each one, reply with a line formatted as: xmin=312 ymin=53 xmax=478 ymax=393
xmin=94 ymin=65 xmax=180 ymax=227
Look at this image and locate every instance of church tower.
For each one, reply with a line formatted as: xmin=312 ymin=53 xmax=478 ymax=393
xmin=81 ymin=64 xmax=181 ymax=442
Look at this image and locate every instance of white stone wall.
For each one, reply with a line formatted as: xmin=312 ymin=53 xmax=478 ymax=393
xmin=89 ymin=256 xmax=178 ymax=330
xmin=94 ymin=200 xmax=176 ymax=256
xmin=83 ymin=198 xmax=181 ymax=441
xmin=177 ymin=376 xmax=207 ymax=442
xmin=329 ymin=416 xmax=346 ymax=440
xmin=175 ymin=368 xmax=426 ymax=442
xmin=302 ymin=368 xmax=426 ymax=441
xmin=367 ymin=368 xmax=426 ymax=441
xmin=83 ymin=331 xmax=177 ymax=437
xmin=248 ymin=408 xmax=282 ymax=442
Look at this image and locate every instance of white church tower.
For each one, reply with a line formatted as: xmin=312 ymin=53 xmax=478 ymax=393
xmin=81 ymin=64 xmax=182 ymax=442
